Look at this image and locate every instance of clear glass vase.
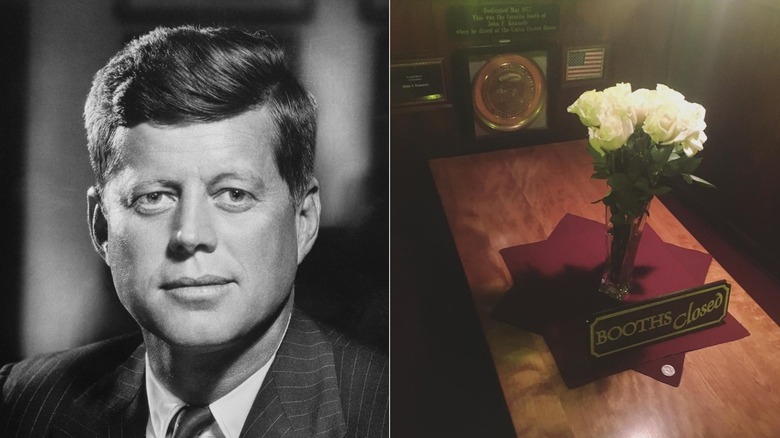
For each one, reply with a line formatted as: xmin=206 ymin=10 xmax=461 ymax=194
xmin=599 ymin=205 xmax=648 ymax=300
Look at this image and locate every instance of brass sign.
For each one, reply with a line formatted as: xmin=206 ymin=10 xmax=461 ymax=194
xmin=472 ymin=54 xmax=546 ymax=131
xmin=588 ymin=280 xmax=731 ymax=358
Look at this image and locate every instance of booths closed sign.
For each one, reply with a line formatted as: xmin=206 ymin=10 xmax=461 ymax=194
xmin=588 ymin=280 xmax=731 ymax=357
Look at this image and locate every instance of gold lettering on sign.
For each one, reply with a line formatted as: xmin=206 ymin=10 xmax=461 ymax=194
xmin=673 ymin=292 xmax=724 ymax=329
xmin=449 ymin=4 xmax=558 ymax=37
xmin=589 ymin=281 xmax=730 ymax=357
xmin=596 ymin=293 xmax=726 ymax=344
xmin=595 ymin=311 xmax=673 ymax=344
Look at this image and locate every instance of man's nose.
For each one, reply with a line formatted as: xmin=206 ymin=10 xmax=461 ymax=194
xmin=169 ymin=194 xmax=217 ymax=255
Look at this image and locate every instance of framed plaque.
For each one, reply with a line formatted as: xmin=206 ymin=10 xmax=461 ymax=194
xmin=391 ymin=59 xmax=447 ymax=107
xmin=452 ymin=42 xmax=558 ymax=148
xmin=472 ymin=54 xmax=546 ymax=131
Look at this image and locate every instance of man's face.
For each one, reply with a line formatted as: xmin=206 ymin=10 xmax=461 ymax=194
xmin=94 ymin=107 xmax=318 ymax=350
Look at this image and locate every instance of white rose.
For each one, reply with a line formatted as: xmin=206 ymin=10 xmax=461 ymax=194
xmin=676 ymin=102 xmax=707 ymax=155
xmin=642 ymin=102 xmax=692 ymax=145
xmin=588 ymin=112 xmax=634 ymax=153
xmin=603 ymin=83 xmax=640 ymax=128
xmin=603 ymin=82 xmax=633 ymax=100
xmin=655 ymin=84 xmax=686 ymax=103
xmin=571 ymin=83 xmax=707 ymax=158
xmin=567 ymin=89 xmax=604 ymax=127
xmin=627 ymin=88 xmax=654 ymax=125
xmin=684 ymin=102 xmax=707 ymax=132
xmin=678 ymin=129 xmax=707 ymax=156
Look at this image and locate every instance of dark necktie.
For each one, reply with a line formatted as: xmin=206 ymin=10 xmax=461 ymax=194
xmin=170 ymin=406 xmax=222 ymax=438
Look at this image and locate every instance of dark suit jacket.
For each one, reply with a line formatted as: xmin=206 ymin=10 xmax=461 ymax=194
xmin=0 ymin=309 xmax=388 ymax=437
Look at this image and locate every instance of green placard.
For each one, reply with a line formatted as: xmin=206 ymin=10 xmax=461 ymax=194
xmin=447 ymin=3 xmax=559 ymax=38
xmin=588 ymin=280 xmax=731 ymax=358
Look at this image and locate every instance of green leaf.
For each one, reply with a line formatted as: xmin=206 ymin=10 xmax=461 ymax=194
xmin=613 ymin=188 xmax=645 ymax=216
xmin=663 ymin=159 xmax=680 ymax=175
xmin=600 ymin=192 xmax=617 ymax=208
xmin=689 ymin=174 xmax=717 ymax=189
xmin=650 ymin=145 xmax=674 ymax=169
xmin=592 ymin=162 xmax=608 ymax=179
xmin=672 ymin=156 xmax=703 ymax=173
xmin=681 ymin=173 xmax=693 ymax=184
xmin=607 ymin=173 xmax=631 ymax=191
xmin=632 ymin=177 xmax=649 ymax=189
xmin=650 ymin=185 xmax=672 ymax=195
xmin=587 ymin=144 xmax=606 ymax=164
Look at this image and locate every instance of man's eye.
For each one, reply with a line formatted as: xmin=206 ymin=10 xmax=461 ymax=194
xmin=227 ymin=189 xmax=246 ymax=202
xmin=133 ymin=192 xmax=175 ymax=214
xmin=144 ymin=193 xmax=164 ymax=204
xmin=216 ymin=189 xmax=255 ymax=212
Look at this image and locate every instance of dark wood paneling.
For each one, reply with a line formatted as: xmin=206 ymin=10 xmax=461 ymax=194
xmin=668 ymin=0 xmax=780 ymax=279
xmin=390 ymin=0 xmax=438 ymax=58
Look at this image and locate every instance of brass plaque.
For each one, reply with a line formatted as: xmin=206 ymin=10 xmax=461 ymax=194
xmin=472 ymin=54 xmax=545 ymax=131
xmin=588 ymin=280 xmax=731 ymax=358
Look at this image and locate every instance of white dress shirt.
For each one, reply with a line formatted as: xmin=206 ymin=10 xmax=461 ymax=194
xmin=145 ymin=316 xmax=290 ymax=438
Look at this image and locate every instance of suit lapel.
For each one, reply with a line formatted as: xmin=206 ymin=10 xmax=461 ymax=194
xmin=240 ymin=310 xmax=346 ymax=438
xmin=51 ymin=343 xmax=147 ymax=438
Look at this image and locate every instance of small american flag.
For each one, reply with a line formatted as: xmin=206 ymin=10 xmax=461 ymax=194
xmin=566 ymin=47 xmax=605 ymax=81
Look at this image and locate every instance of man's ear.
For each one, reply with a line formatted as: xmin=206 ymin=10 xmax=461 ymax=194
xmin=87 ymin=187 xmax=110 ymax=264
xmin=295 ymin=178 xmax=321 ymax=265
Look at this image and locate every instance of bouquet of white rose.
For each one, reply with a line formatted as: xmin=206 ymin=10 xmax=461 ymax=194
xmin=567 ymin=83 xmax=714 ymax=299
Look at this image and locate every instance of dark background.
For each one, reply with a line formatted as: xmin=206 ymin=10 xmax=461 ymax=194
xmin=0 ymin=0 xmax=387 ymax=364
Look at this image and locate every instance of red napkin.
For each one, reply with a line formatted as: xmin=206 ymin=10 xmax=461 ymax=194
xmin=493 ymin=214 xmax=749 ymax=388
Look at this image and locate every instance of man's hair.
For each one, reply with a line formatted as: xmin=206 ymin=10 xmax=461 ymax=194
xmin=84 ymin=25 xmax=317 ymax=203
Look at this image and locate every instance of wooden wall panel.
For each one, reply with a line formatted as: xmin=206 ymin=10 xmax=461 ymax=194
xmin=390 ymin=1 xmax=438 ymax=58
xmin=668 ymin=0 xmax=780 ymax=276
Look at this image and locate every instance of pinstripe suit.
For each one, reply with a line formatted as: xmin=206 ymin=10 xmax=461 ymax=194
xmin=0 ymin=309 xmax=388 ymax=438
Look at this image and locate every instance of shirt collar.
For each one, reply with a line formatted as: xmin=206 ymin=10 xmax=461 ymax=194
xmin=145 ymin=359 xmax=185 ymax=438
xmin=145 ymin=313 xmax=291 ymax=438
xmin=208 ymin=356 xmax=273 ymax=438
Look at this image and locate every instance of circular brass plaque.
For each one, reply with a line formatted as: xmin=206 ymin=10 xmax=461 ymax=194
xmin=472 ymin=54 xmax=546 ymax=131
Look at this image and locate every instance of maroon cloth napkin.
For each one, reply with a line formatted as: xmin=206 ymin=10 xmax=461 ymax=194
xmin=493 ymin=214 xmax=749 ymax=388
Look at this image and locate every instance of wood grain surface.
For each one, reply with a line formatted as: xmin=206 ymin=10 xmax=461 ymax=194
xmin=429 ymin=140 xmax=780 ymax=438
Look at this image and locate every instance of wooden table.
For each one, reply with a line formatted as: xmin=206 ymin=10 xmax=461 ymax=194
xmin=429 ymin=139 xmax=780 ymax=437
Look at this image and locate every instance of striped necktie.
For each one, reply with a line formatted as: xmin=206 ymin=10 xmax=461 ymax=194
xmin=169 ymin=406 xmax=224 ymax=438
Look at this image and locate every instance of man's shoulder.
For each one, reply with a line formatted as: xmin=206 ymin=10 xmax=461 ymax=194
xmin=312 ymin=318 xmax=387 ymax=370
xmin=298 ymin=312 xmax=388 ymax=437
xmin=0 ymin=332 xmax=143 ymax=413
xmin=290 ymin=310 xmax=387 ymax=374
